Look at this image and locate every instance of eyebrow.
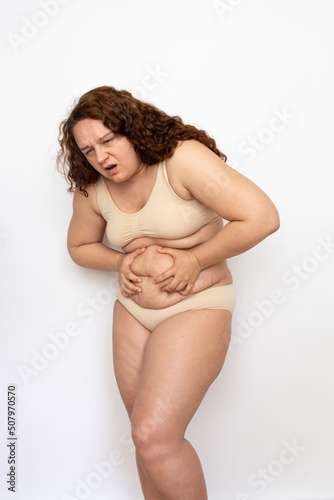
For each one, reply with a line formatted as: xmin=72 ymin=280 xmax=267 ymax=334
xmin=80 ymin=131 xmax=113 ymax=152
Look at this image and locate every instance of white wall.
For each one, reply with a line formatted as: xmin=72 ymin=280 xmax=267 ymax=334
xmin=1 ymin=1 xmax=333 ymax=499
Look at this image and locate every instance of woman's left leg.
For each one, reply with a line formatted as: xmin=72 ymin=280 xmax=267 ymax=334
xmin=131 ymin=308 xmax=232 ymax=500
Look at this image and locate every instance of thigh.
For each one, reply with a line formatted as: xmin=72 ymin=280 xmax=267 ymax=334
xmin=112 ymin=300 xmax=151 ymax=417
xmin=132 ymin=308 xmax=232 ymax=440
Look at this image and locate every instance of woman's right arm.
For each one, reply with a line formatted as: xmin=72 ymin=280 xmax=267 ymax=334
xmin=67 ymin=187 xmax=145 ymax=295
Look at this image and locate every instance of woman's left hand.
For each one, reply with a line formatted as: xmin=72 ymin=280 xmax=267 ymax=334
xmin=152 ymin=247 xmax=201 ymax=295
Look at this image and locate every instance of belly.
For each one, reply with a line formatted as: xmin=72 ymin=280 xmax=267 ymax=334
xmin=129 ymin=245 xmax=232 ymax=309
xmin=120 ymin=219 xmax=232 ymax=309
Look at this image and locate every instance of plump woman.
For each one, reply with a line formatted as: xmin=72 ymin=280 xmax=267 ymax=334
xmin=57 ymin=86 xmax=280 ymax=500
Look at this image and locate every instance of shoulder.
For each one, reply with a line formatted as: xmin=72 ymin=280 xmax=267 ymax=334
xmin=170 ymin=139 xmax=212 ymax=162
xmin=72 ymin=180 xmax=102 ymax=216
xmin=165 ymin=139 xmax=232 ymax=200
xmin=167 ymin=139 xmax=228 ymax=176
xmin=166 ymin=140 xmax=280 ymax=228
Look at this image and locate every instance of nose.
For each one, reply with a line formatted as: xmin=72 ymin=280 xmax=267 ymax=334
xmin=95 ymin=145 xmax=109 ymax=165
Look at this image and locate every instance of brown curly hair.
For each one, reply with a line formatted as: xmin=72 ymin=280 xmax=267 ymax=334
xmin=57 ymin=86 xmax=227 ymax=196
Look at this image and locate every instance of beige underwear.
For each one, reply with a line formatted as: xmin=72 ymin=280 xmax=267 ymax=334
xmin=116 ymin=284 xmax=235 ymax=331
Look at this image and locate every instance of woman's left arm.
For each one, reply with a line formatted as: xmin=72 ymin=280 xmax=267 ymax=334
xmin=153 ymin=140 xmax=280 ymax=293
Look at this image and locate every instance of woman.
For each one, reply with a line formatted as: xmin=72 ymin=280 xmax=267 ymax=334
xmin=57 ymin=86 xmax=280 ymax=500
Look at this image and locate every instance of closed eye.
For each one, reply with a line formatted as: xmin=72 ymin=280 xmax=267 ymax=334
xmin=81 ymin=133 xmax=114 ymax=156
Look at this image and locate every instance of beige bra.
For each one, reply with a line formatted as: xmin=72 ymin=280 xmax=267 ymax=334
xmin=94 ymin=159 xmax=220 ymax=248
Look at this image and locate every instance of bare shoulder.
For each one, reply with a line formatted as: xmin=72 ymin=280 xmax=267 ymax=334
xmin=169 ymin=139 xmax=217 ymax=163
xmin=166 ymin=139 xmax=234 ymax=200
xmin=166 ymin=140 xmax=279 ymax=227
xmin=72 ymin=181 xmax=102 ymax=216
xmin=167 ymin=139 xmax=232 ymax=176
xmin=68 ymin=181 xmax=106 ymax=248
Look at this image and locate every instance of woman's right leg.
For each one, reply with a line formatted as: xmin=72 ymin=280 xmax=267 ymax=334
xmin=112 ymin=300 xmax=164 ymax=499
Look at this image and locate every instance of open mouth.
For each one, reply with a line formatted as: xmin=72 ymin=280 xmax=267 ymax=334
xmin=106 ymin=164 xmax=117 ymax=171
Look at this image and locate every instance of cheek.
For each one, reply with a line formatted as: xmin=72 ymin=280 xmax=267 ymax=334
xmin=123 ymin=140 xmax=140 ymax=161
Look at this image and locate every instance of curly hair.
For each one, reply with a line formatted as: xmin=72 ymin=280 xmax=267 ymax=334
xmin=57 ymin=86 xmax=227 ymax=196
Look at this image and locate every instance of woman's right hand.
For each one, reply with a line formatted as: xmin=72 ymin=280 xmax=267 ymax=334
xmin=117 ymin=247 xmax=146 ymax=297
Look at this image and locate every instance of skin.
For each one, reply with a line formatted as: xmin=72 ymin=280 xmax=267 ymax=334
xmin=68 ymin=118 xmax=280 ymax=499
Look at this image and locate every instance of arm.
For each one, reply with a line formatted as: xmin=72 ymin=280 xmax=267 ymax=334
xmin=154 ymin=140 xmax=280 ymax=292
xmin=67 ymin=186 xmax=145 ymax=296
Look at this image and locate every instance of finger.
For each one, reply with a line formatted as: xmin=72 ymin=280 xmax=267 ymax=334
xmin=121 ymin=266 xmax=142 ymax=283
xmin=179 ymin=283 xmax=193 ymax=296
xmin=128 ymin=281 xmax=142 ymax=293
xmin=174 ymin=281 xmax=188 ymax=292
xmin=162 ymin=278 xmax=183 ymax=293
xmin=163 ymin=278 xmax=184 ymax=292
xmin=134 ymin=246 xmax=146 ymax=256
xmin=120 ymin=277 xmax=142 ymax=294
xmin=125 ymin=271 xmax=142 ymax=283
xmin=128 ymin=248 xmax=146 ymax=266
xmin=156 ymin=247 xmax=176 ymax=257
xmin=121 ymin=288 xmax=139 ymax=297
xmin=123 ymin=285 xmax=141 ymax=295
xmin=152 ymin=267 xmax=174 ymax=284
xmin=127 ymin=247 xmax=146 ymax=267
xmin=154 ymin=277 xmax=173 ymax=289
xmin=121 ymin=288 xmax=138 ymax=297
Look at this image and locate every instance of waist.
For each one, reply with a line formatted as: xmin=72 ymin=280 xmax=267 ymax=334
xmin=127 ymin=244 xmax=232 ymax=309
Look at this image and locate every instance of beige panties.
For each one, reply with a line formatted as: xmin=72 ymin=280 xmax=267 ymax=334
xmin=116 ymin=284 xmax=235 ymax=331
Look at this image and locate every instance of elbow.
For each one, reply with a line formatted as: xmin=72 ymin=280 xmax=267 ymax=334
xmin=68 ymin=249 xmax=78 ymax=266
xmin=67 ymin=243 xmax=82 ymax=266
xmin=67 ymin=232 xmax=84 ymax=266
xmin=262 ymin=207 xmax=280 ymax=237
xmin=269 ymin=206 xmax=280 ymax=233
xmin=249 ymin=207 xmax=280 ymax=242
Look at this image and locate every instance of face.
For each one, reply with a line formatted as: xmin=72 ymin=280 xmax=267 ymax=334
xmin=72 ymin=118 xmax=144 ymax=182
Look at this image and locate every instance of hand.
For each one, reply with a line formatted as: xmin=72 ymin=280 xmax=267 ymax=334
xmin=117 ymin=247 xmax=146 ymax=297
xmin=153 ymin=247 xmax=201 ymax=295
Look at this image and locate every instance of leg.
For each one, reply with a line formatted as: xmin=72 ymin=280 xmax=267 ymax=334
xmin=112 ymin=300 xmax=165 ymax=499
xmin=112 ymin=300 xmax=150 ymax=416
xmin=131 ymin=308 xmax=232 ymax=500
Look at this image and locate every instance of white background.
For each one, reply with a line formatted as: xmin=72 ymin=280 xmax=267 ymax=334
xmin=1 ymin=1 xmax=334 ymax=499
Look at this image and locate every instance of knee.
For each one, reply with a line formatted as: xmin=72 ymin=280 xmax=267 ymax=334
xmin=131 ymin=413 xmax=177 ymax=467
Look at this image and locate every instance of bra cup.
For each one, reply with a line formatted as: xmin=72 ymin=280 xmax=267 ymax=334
xmin=94 ymin=161 xmax=220 ymax=248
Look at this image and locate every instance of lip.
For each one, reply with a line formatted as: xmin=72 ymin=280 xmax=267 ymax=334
xmin=105 ymin=164 xmax=118 ymax=175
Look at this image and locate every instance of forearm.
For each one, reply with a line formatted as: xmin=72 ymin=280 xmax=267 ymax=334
xmin=68 ymin=241 xmax=122 ymax=271
xmin=193 ymin=219 xmax=279 ymax=270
